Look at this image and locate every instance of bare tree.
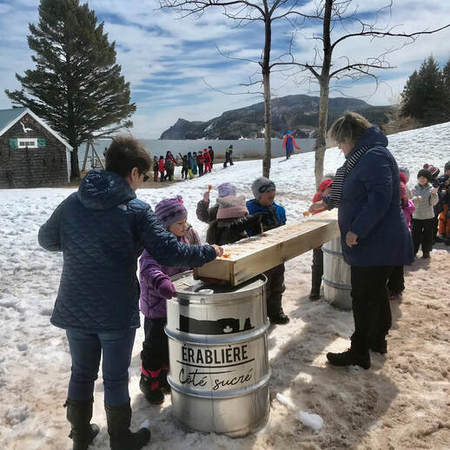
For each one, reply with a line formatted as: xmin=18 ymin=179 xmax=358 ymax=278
xmin=159 ymin=0 xmax=313 ymax=177
xmin=279 ymin=0 xmax=450 ymax=186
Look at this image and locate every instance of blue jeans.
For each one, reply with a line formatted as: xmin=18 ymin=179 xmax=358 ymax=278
xmin=66 ymin=328 xmax=136 ymax=406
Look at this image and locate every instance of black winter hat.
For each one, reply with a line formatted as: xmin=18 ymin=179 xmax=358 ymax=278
xmin=417 ymin=169 xmax=432 ymax=182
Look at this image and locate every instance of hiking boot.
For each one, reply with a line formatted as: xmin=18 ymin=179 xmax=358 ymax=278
xmin=326 ymin=349 xmax=370 ymax=369
xmin=140 ymin=371 xmax=164 ymax=405
xmin=269 ymin=312 xmax=290 ymax=325
xmin=309 ymin=291 xmax=321 ymax=301
xmin=422 ymin=252 xmax=430 ymax=258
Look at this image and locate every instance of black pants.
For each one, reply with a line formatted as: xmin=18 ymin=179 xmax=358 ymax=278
xmin=181 ymin=168 xmax=188 ymax=179
xmin=411 ymin=218 xmax=434 ymax=254
xmin=141 ymin=317 xmax=169 ymax=371
xmin=350 ymin=266 xmax=393 ymax=355
xmin=311 ymin=248 xmax=323 ymax=294
xmin=198 ymin=164 xmax=204 ymax=176
xmin=387 ymin=265 xmax=404 ymax=295
xmin=264 ymin=264 xmax=286 ymax=318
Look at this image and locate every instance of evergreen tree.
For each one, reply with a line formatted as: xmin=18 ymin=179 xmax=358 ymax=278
xmin=401 ymin=56 xmax=448 ymax=126
xmin=5 ymin=0 xmax=135 ymax=179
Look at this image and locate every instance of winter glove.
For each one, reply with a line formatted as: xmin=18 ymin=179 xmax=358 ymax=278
xmin=246 ymin=212 xmax=270 ymax=234
xmin=158 ymin=278 xmax=176 ymax=299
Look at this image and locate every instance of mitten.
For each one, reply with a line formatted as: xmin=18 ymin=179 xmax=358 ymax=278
xmin=158 ymin=278 xmax=176 ymax=299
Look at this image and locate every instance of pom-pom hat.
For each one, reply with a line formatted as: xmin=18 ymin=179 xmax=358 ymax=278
xmin=154 ymin=196 xmax=187 ymax=228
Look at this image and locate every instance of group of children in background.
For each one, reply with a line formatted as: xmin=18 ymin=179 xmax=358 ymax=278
xmin=138 ymin=176 xmax=288 ymax=405
xmin=153 ymin=146 xmax=217 ymax=182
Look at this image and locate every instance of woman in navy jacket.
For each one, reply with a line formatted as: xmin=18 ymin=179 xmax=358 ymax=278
xmin=39 ymin=137 xmax=222 ymax=450
xmin=325 ymin=113 xmax=413 ymax=370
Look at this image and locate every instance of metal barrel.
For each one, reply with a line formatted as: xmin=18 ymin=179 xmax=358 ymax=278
xmin=322 ymin=237 xmax=352 ymax=310
xmin=166 ymin=272 xmax=270 ymax=437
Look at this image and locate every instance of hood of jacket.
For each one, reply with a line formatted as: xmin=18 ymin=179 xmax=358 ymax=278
xmin=347 ymin=126 xmax=388 ymax=158
xmin=77 ymin=170 xmax=136 ymax=210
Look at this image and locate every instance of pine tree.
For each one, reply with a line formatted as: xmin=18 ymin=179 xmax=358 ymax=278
xmin=5 ymin=0 xmax=135 ymax=179
xmin=401 ymin=56 xmax=448 ymax=126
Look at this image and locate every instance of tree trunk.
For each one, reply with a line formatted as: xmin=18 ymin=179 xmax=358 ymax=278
xmin=262 ymin=70 xmax=271 ymax=178
xmin=262 ymin=12 xmax=272 ymax=178
xmin=314 ymin=79 xmax=329 ymax=188
xmin=70 ymin=146 xmax=80 ymax=180
xmin=314 ymin=0 xmax=333 ymax=188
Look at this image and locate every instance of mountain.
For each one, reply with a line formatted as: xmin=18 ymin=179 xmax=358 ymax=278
xmin=159 ymin=94 xmax=391 ymax=140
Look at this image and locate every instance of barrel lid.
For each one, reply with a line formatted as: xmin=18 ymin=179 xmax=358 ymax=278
xmin=172 ymin=271 xmax=266 ymax=298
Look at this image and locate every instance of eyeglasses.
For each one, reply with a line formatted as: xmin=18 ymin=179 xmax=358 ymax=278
xmin=258 ymin=181 xmax=275 ymax=193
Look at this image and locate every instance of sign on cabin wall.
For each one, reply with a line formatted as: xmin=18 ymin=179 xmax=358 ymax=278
xmin=9 ymin=138 xmax=46 ymax=149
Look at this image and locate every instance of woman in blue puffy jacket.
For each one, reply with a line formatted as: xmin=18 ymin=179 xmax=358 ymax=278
xmin=38 ymin=136 xmax=222 ymax=450
xmin=323 ymin=113 xmax=413 ymax=370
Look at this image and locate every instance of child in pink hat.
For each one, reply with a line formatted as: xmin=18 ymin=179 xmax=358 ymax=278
xmin=202 ymin=184 xmax=266 ymax=245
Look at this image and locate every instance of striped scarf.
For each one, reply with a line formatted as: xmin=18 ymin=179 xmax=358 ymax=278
xmin=325 ymin=145 xmax=370 ymax=209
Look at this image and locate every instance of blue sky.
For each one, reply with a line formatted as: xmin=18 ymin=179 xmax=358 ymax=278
xmin=0 ymin=0 xmax=449 ymax=138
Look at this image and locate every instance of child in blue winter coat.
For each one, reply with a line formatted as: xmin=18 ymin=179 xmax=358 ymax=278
xmin=139 ymin=196 xmax=201 ymax=404
xmin=247 ymin=177 xmax=289 ymax=325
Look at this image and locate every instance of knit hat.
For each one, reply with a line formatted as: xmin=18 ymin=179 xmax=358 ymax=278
xmin=423 ymin=163 xmax=439 ymax=179
xmin=217 ymin=195 xmax=248 ymax=219
xmin=154 ymin=195 xmax=187 ymax=228
xmin=399 ymin=167 xmax=410 ymax=182
xmin=445 ymin=161 xmax=450 ymax=171
xmin=318 ymin=178 xmax=333 ymax=193
xmin=252 ymin=177 xmax=276 ymax=200
xmin=217 ymin=182 xmax=236 ymax=198
xmin=417 ymin=169 xmax=432 ymax=182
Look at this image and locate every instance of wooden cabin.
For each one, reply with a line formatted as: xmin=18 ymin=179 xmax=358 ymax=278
xmin=0 ymin=107 xmax=72 ymax=188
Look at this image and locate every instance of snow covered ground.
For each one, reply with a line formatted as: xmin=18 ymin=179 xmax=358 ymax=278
xmin=1 ymin=122 xmax=449 ymax=449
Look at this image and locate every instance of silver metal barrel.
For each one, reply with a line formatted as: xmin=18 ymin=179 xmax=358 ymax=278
xmin=322 ymin=237 xmax=352 ymax=310
xmin=166 ymin=272 xmax=269 ymax=437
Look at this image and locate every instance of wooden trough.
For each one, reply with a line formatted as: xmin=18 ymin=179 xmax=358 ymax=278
xmin=194 ymin=210 xmax=340 ymax=286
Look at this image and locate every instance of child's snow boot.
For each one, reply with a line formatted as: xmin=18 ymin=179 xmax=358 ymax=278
xmin=65 ymin=398 xmax=99 ymax=450
xmin=105 ymin=402 xmax=151 ymax=450
xmin=140 ymin=367 xmax=164 ymax=404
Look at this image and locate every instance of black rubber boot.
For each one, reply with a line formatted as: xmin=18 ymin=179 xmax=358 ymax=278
xmin=105 ymin=402 xmax=151 ymax=450
xmin=309 ymin=267 xmax=322 ymax=300
xmin=269 ymin=311 xmax=290 ymax=325
xmin=65 ymin=398 xmax=99 ymax=450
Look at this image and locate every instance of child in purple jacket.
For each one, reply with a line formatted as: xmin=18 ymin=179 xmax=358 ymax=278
xmin=139 ymin=196 xmax=200 ymax=404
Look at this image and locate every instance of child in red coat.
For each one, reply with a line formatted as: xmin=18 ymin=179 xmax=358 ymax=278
xmin=203 ymin=148 xmax=212 ymax=173
xmin=158 ymin=156 xmax=165 ymax=182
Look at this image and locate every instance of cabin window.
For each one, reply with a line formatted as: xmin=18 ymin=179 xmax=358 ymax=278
xmin=18 ymin=138 xmax=38 ymax=149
